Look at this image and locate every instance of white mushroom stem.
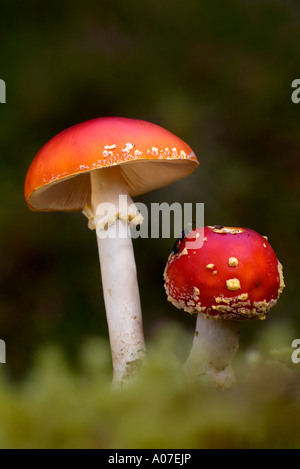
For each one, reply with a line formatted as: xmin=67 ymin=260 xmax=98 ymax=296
xmin=184 ymin=313 xmax=239 ymax=387
xmin=83 ymin=166 xmax=145 ymax=386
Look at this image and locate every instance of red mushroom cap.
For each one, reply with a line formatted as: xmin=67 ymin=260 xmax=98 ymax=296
xmin=164 ymin=226 xmax=285 ymax=320
xmin=24 ymin=117 xmax=198 ymax=212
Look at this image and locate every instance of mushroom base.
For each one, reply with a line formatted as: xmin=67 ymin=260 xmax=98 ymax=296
xmin=184 ymin=314 xmax=239 ymax=388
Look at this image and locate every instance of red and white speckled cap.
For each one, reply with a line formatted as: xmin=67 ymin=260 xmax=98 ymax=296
xmin=24 ymin=117 xmax=199 ymax=211
xmin=164 ymin=226 xmax=285 ymax=321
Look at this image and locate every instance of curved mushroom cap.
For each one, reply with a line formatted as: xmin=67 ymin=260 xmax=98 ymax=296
xmin=164 ymin=226 xmax=285 ymax=320
xmin=24 ymin=117 xmax=199 ymax=211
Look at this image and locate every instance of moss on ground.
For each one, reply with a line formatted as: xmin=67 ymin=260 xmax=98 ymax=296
xmin=0 ymin=323 xmax=299 ymax=449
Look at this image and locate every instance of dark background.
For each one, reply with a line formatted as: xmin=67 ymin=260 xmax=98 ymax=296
xmin=1 ymin=0 xmax=299 ymax=379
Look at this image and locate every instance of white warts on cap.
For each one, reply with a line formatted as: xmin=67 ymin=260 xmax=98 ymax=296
xmin=123 ymin=143 xmax=135 ymax=152
xmin=226 ymin=278 xmax=241 ymax=291
xmin=278 ymin=261 xmax=285 ymax=295
xmin=209 ymin=226 xmax=244 ymax=235
xmin=175 ymin=247 xmax=188 ymax=259
xmin=228 ymin=257 xmax=239 ymax=267
xmin=103 ymin=150 xmax=114 ymax=158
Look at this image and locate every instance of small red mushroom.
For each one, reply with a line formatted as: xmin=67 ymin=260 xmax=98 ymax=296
xmin=164 ymin=225 xmax=285 ymax=387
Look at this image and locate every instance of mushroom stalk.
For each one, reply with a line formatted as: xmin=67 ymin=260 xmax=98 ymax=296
xmin=184 ymin=314 xmax=239 ymax=387
xmin=87 ymin=167 xmax=146 ymax=386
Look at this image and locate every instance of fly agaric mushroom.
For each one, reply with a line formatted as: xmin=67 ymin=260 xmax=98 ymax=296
xmin=24 ymin=117 xmax=199 ymax=385
xmin=164 ymin=225 xmax=285 ymax=387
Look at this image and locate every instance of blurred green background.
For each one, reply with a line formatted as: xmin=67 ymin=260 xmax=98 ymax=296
xmin=0 ymin=0 xmax=300 ymax=448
